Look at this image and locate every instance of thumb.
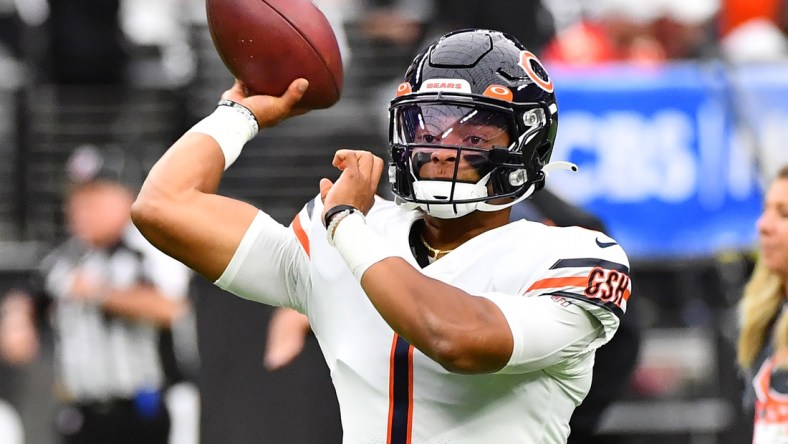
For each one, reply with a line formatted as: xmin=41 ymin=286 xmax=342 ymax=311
xmin=281 ymin=78 xmax=309 ymax=108
xmin=319 ymin=178 xmax=333 ymax=203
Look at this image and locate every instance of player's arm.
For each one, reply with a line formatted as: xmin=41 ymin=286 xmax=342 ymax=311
xmin=100 ymin=285 xmax=187 ymax=328
xmin=263 ymin=308 xmax=311 ymax=370
xmin=361 ymin=260 xmax=514 ymax=373
xmin=320 ymin=151 xmax=600 ymax=374
xmin=359 ymin=256 xmax=602 ymax=375
xmin=0 ymin=290 xmax=40 ymax=365
xmin=131 ymin=79 xmax=310 ymax=281
xmin=361 ymin=264 xmax=602 ymax=374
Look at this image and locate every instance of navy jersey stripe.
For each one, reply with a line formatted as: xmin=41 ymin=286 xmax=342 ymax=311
xmin=388 ymin=334 xmax=413 ymax=444
xmin=550 ymin=258 xmax=630 ymax=274
xmin=306 ymin=197 xmax=316 ymax=220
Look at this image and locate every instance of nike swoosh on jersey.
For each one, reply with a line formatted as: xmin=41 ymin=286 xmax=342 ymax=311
xmin=595 ymin=238 xmax=618 ymax=248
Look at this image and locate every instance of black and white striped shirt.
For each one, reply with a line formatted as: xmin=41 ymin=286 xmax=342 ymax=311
xmin=33 ymin=224 xmax=191 ymax=403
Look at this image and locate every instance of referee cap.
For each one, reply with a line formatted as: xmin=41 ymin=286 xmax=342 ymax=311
xmin=65 ymin=144 xmax=142 ymax=191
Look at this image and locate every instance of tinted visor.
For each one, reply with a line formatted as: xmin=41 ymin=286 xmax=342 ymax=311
xmin=408 ymin=146 xmax=495 ymax=182
xmin=394 ymin=103 xmax=515 ymax=183
xmin=394 ymin=103 xmax=514 ymax=149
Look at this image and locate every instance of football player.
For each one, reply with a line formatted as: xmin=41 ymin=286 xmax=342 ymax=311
xmin=132 ymin=29 xmax=631 ymax=443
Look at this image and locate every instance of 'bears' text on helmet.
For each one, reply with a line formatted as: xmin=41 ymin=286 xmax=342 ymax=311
xmin=388 ymin=29 xmax=567 ymax=219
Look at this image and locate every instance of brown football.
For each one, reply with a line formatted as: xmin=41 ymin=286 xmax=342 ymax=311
xmin=206 ymin=0 xmax=344 ymax=109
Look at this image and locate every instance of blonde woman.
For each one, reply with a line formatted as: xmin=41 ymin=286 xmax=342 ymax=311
xmin=739 ymin=164 xmax=788 ymax=443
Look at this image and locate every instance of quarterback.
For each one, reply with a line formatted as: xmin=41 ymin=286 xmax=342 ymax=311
xmin=132 ymin=29 xmax=631 ymax=443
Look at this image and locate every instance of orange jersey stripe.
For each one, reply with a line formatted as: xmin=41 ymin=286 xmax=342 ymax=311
xmin=527 ymin=276 xmax=587 ymax=292
xmin=406 ymin=345 xmax=414 ymax=444
xmin=291 ymin=214 xmax=310 ymax=257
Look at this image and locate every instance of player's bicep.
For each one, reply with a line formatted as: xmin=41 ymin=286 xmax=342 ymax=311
xmin=481 ymin=293 xmax=602 ymax=374
xmin=215 ymin=211 xmax=311 ymax=310
xmin=132 ymin=132 xmax=259 ymax=282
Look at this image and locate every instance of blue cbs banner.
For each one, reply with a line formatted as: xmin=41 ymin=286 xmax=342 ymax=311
xmin=546 ymin=62 xmax=788 ymax=260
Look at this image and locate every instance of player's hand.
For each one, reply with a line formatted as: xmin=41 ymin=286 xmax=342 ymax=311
xmin=320 ymin=150 xmax=384 ymax=217
xmin=221 ymin=78 xmax=311 ymax=128
xmin=263 ymin=308 xmax=311 ymax=371
xmin=69 ymin=270 xmax=107 ymax=302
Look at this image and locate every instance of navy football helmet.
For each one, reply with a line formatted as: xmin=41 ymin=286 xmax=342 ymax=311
xmin=388 ymin=29 xmax=572 ymax=219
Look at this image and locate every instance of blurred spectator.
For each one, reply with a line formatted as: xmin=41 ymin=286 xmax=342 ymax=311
xmin=542 ymin=0 xmax=719 ymax=64
xmin=719 ymin=0 xmax=787 ymax=38
xmin=737 ymin=164 xmax=788 ymax=442
xmin=31 ymin=0 xmax=200 ymax=86
xmin=120 ymin=0 xmax=196 ymax=87
xmin=541 ymin=20 xmax=624 ymax=64
xmin=719 ymin=0 xmax=788 ymax=61
xmin=0 ymin=145 xmax=196 ymax=444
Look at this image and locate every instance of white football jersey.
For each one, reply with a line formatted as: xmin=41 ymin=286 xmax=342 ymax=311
xmin=217 ymin=197 xmax=630 ymax=444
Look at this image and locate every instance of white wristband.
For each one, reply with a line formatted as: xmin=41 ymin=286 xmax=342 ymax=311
xmin=187 ymin=101 xmax=259 ymax=170
xmin=331 ymin=212 xmax=397 ymax=281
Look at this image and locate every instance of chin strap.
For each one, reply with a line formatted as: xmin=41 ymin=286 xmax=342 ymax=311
xmin=475 ymin=183 xmax=536 ymax=212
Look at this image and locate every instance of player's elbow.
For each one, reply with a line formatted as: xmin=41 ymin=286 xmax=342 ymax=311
xmin=431 ymin=340 xmax=473 ymax=373
xmin=428 ymin=335 xmax=507 ymax=375
xmin=413 ymin=315 xmax=468 ymax=372
xmin=131 ymin=184 xmax=180 ymax=239
xmin=419 ymin=306 xmax=511 ymax=374
xmin=131 ymin=189 xmax=163 ymax=233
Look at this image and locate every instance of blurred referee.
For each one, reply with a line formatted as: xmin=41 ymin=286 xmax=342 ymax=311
xmin=0 ymin=145 xmax=193 ymax=444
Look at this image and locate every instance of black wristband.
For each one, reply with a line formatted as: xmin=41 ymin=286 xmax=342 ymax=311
xmin=323 ymin=205 xmax=358 ymax=228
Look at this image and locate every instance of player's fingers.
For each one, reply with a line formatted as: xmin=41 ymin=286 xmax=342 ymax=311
xmin=333 ymin=149 xmax=359 ymax=172
xmin=355 ymin=152 xmax=372 ymax=186
xmin=371 ymin=155 xmax=385 ymax=188
xmin=346 ymin=150 xmax=362 ymax=171
xmin=221 ymin=80 xmax=244 ymax=101
xmin=239 ymin=79 xmax=308 ymax=128
xmin=355 ymin=151 xmax=383 ymax=187
xmin=331 ymin=150 xmax=343 ymax=167
xmin=319 ymin=178 xmax=333 ymax=202
xmin=331 ymin=151 xmax=344 ymax=170
xmin=358 ymin=151 xmax=382 ymax=174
